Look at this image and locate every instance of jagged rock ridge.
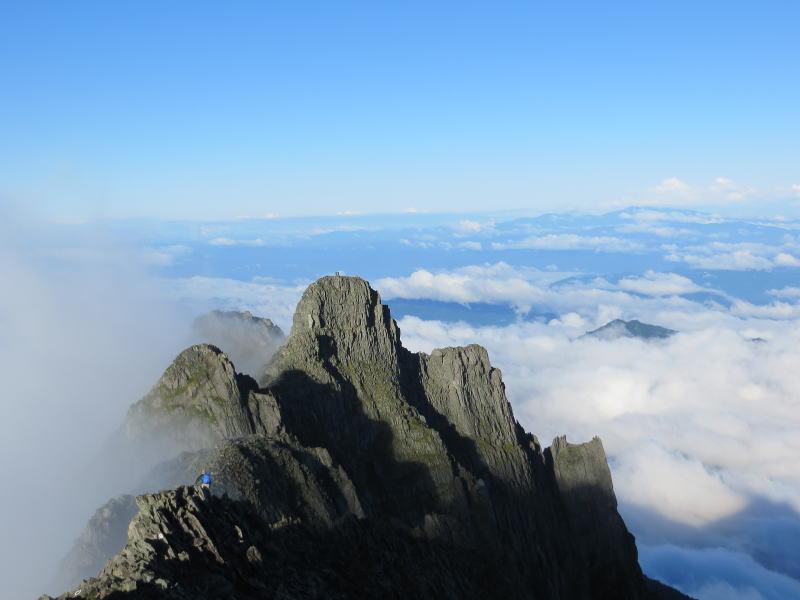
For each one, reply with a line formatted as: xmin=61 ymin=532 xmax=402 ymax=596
xmin=47 ymin=276 xmax=692 ymax=600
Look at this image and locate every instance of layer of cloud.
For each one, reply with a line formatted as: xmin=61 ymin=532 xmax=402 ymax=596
xmin=391 ymin=272 xmax=800 ymax=597
xmin=376 ymin=263 xmax=723 ymax=325
xmin=616 ymin=271 xmax=703 ymax=296
xmin=0 ymin=217 xmax=192 ymax=598
xmin=637 ymin=177 xmax=758 ymax=208
xmin=640 ymin=545 xmax=800 ymax=600
xmin=664 ymin=241 xmax=800 ymax=270
xmin=491 ymin=233 xmax=643 ymax=252
xmin=209 ymin=237 xmax=266 ymax=246
xmin=161 ymin=276 xmax=307 ymax=331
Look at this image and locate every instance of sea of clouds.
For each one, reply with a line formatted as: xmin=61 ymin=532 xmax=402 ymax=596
xmin=158 ymin=259 xmax=800 ymax=599
xmin=372 ymin=263 xmax=800 ymax=600
xmin=5 ymin=206 xmax=800 ymax=599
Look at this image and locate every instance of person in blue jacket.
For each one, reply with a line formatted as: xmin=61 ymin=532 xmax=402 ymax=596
xmin=195 ymin=472 xmax=212 ymax=488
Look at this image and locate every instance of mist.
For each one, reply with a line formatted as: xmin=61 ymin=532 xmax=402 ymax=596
xmin=0 ymin=213 xmax=194 ymax=598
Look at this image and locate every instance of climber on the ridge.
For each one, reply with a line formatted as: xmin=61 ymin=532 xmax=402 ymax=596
xmin=195 ymin=472 xmax=212 ymax=488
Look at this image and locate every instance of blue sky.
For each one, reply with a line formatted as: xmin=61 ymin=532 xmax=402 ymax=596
xmin=2 ymin=1 xmax=799 ymax=219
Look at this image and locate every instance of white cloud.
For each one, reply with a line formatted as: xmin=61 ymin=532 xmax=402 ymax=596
xmin=677 ymin=250 xmax=776 ymax=270
xmin=458 ymin=241 xmax=482 ymax=250
xmin=209 ymin=237 xmax=265 ymax=246
xmin=666 ymin=242 xmax=800 ymax=270
xmin=376 ymin=266 xmax=543 ymax=307
xmin=452 ymin=219 xmax=494 ymax=235
xmin=640 ymin=177 xmax=758 ymax=208
xmin=613 ymin=441 xmax=746 ymax=526
xmin=0 ymin=218 xmax=193 ymax=598
xmin=141 ymin=245 xmax=192 ymax=265
xmin=617 ymin=271 xmax=703 ymax=296
xmin=654 ymin=177 xmax=695 ymax=197
xmin=768 ymin=286 xmax=800 ymax=298
xmin=454 ymin=219 xmax=483 ymax=232
xmin=161 ymin=276 xmax=307 ymax=330
xmin=376 ymin=264 xmax=718 ymax=322
xmin=620 ymin=209 xmax=727 ymax=224
xmin=396 ymin=315 xmax=800 ymax=527
xmin=640 ymin=545 xmax=800 ymax=600
xmin=548 ymin=312 xmax=587 ymax=329
xmin=774 ymin=253 xmax=800 ymax=267
xmin=615 ymin=223 xmax=694 ymax=237
xmin=729 ymin=300 xmax=800 ymax=320
xmin=492 ymin=234 xmax=643 ymax=252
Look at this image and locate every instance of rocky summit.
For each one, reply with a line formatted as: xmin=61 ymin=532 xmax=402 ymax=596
xmin=44 ymin=275 xmax=692 ymax=600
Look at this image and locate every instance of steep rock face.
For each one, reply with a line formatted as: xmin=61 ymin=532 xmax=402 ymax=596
xmin=162 ymin=436 xmax=366 ymax=528
xmin=51 ymin=276 xmax=693 ymax=600
xmin=549 ymin=436 xmax=643 ymax=598
xmin=125 ymin=344 xmax=256 ymax=452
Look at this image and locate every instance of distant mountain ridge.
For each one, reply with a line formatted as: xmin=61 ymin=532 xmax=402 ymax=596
xmin=583 ymin=319 xmax=677 ymax=341
xmin=44 ymin=276 xmax=693 ymax=600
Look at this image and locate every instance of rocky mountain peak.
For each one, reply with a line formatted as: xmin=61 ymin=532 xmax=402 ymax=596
xmin=49 ymin=276 xmax=694 ymax=600
xmin=278 ymin=275 xmax=402 ymax=376
xmin=125 ymin=344 xmax=255 ymax=452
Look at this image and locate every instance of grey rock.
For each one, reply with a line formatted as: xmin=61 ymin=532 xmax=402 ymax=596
xmin=124 ymin=344 xmax=256 ymax=453
xmin=50 ymin=275 xmax=694 ymax=600
xmin=44 ymin=486 xmax=524 ymax=600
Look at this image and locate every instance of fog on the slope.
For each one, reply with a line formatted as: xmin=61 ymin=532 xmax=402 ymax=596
xmin=0 ymin=214 xmax=194 ymax=598
xmin=396 ymin=311 xmax=800 ymax=600
xmin=189 ymin=310 xmax=285 ymax=378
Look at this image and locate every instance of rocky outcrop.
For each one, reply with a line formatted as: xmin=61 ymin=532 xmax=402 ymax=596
xmin=549 ymin=436 xmax=643 ymax=598
xmin=49 ymin=276 xmax=693 ymax=600
xmin=124 ymin=344 xmax=257 ymax=452
xmin=49 ymin=495 xmax=138 ymax=593
xmin=192 ymin=310 xmax=285 ymax=377
xmin=44 ymin=486 xmax=519 ymax=600
xmin=583 ymin=319 xmax=676 ymax=341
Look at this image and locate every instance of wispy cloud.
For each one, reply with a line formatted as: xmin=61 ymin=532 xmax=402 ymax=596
xmin=664 ymin=242 xmax=800 ymax=270
xmin=491 ymin=234 xmax=643 ymax=252
xmin=634 ymin=177 xmax=759 ymax=208
xmin=209 ymin=237 xmax=265 ymax=246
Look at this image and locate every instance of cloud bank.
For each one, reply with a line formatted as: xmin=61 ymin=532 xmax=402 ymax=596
xmin=379 ymin=262 xmax=800 ymax=599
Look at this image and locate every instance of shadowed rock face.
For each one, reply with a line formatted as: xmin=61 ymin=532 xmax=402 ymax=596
xmin=47 ymin=276 xmax=693 ymax=600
